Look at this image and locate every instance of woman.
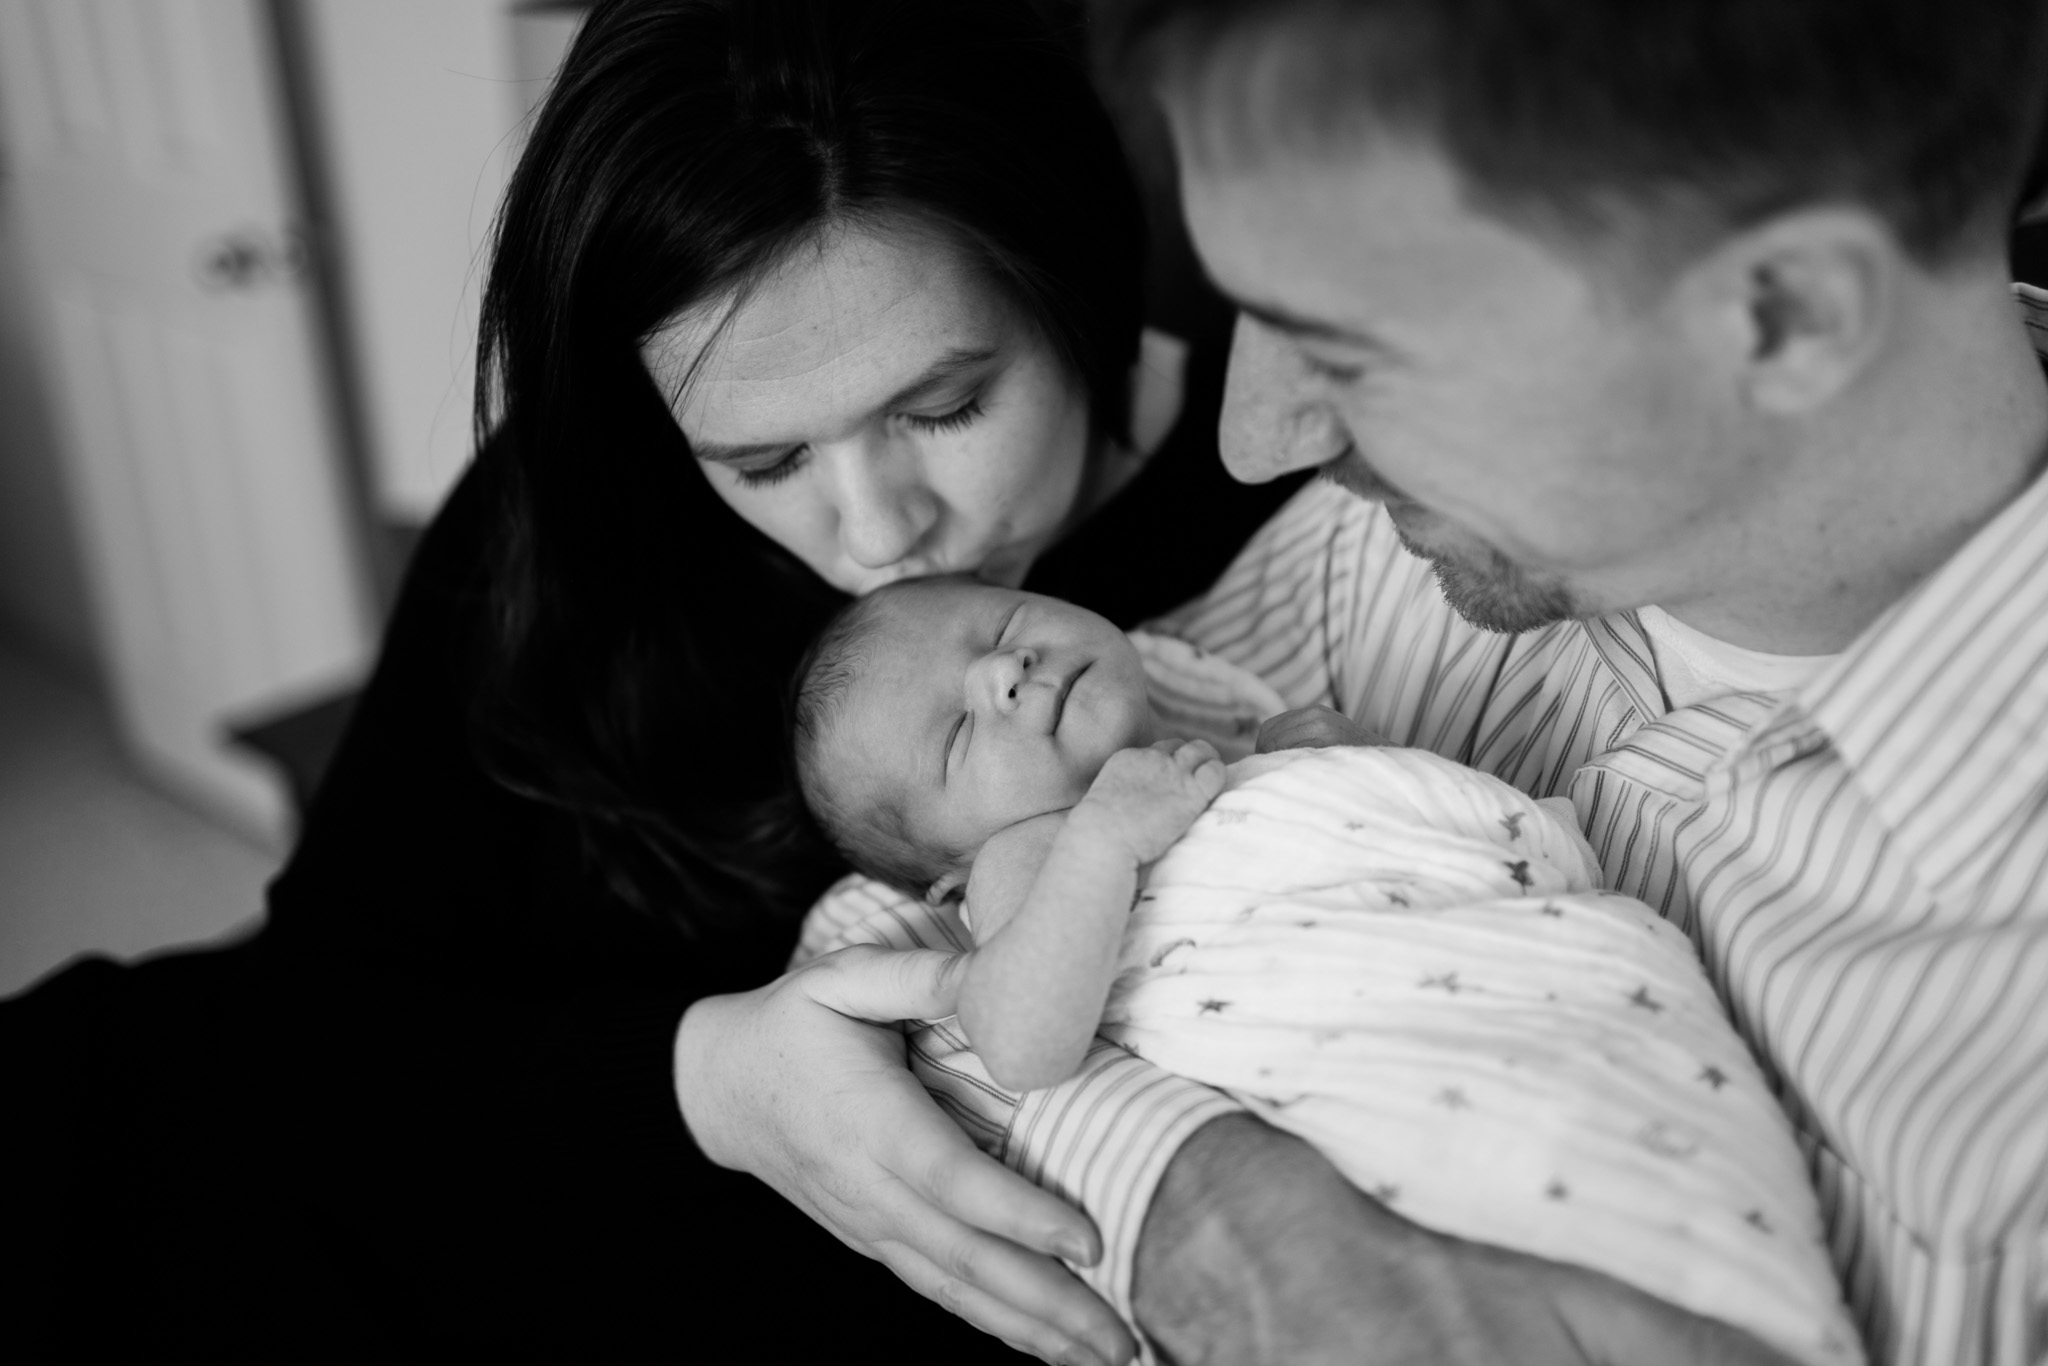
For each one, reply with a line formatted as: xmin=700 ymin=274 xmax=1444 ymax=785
xmin=6 ymin=0 xmax=1298 ymax=1359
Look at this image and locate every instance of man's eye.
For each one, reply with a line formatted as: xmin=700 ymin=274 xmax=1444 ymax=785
xmin=1303 ymin=354 xmax=1365 ymax=385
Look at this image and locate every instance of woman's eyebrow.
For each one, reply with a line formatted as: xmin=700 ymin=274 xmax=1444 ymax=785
xmin=879 ymin=345 xmax=1002 ymax=411
xmin=688 ymin=345 xmax=1003 ymax=464
xmin=690 ymin=437 xmax=799 ymax=464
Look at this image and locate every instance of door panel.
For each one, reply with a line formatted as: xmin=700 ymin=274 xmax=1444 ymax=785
xmin=0 ymin=0 xmax=372 ymax=837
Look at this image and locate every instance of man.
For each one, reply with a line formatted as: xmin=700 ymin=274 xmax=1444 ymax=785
xmin=1112 ymin=1 xmax=2048 ymax=1362
xmin=807 ymin=2 xmax=2048 ymax=1362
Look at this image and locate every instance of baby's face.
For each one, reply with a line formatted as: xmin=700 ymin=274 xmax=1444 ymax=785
xmin=833 ymin=578 xmax=1155 ymax=859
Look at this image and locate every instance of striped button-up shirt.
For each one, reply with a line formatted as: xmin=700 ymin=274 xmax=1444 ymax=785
xmin=803 ymin=289 xmax=2048 ymax=1366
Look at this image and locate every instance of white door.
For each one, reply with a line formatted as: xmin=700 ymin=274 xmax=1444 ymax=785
xmin=0 ymin=0 xmax=373 ymax=839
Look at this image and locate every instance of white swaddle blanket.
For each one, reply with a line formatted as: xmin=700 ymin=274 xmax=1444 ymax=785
xmin=798 ymin=631 xmax=1863 ymax=1364
xmin=1105 ymin=741 xmax=1860 ymax=1366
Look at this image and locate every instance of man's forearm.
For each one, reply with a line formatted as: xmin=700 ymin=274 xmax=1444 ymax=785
xmin=1131 ymin=1116 xmax=1799 ymax=1366
xmin=1131 ymin=1114 xmax=1456 ymax=1366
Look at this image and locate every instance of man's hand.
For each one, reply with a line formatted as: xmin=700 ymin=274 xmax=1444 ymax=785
xmin=1135 ymin=1115 xmax=1798 ymax=1366
xmin=1255 ymin=705 xmax=1384 ymax=754
xmin=1073 ymin=739 xmax=1226 ymax=864
xmin=675 ymin=945 xmax=1136 ymax=1366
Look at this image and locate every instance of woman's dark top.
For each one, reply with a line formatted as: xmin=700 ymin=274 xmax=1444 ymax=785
xmin=3 ymin=332 xmax=1304 ymax=1359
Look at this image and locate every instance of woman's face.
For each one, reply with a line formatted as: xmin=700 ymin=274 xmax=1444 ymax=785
xmin=645 ymin=219 xmax=1094 ymax=595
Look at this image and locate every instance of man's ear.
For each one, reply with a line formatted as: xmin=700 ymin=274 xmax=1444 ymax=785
xmin=1688 ymin=207 xmax=1897 ymax=418
xmin=925 ymin=867 xmax=968 ymax=906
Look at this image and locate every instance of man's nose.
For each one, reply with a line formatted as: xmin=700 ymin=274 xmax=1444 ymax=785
xmin=1220 ymin=316 xmax=1353 ymax=484
xmin=827 ymin=441 xmax=941 ymax=570
xmin=971 ymin=647 xmax=1038 ymax=714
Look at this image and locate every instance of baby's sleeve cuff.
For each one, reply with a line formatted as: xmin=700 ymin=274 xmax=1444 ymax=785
xmin=1002 ymin=1039 xmax=1247 ymax=1363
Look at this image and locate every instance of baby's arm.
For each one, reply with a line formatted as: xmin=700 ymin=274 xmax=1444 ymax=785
xmin=958 ymin=739 xmax=1225 ymax=1092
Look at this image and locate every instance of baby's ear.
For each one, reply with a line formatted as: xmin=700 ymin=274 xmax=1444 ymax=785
xmin=925 ymin=868 xmax=969 ymax=906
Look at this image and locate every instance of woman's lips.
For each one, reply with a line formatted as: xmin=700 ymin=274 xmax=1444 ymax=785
xmin=1050 ymin=662 xmax=1090 ymax=732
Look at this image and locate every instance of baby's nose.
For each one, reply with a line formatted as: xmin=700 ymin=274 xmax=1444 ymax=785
xmin=983 ymin=647 xmax=1038 ymax=713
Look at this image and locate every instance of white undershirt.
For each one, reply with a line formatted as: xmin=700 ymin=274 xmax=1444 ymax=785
xmin=1636 ymin=605 xmax=1838 ymax=710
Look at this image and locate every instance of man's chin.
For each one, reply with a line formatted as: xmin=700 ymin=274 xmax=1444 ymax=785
xmin=1391 ymin=520 xmax=1580 ymax=636
xmin=1317 ymin=452 xmax=1580 ymax=634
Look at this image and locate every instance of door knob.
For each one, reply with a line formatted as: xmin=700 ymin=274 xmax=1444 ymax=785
xmin=195 ymin=226 xmax=310 ymax=292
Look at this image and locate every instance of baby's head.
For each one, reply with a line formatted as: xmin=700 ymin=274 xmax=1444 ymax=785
xmin=793 ymin=577 xmax=1156 ymax=898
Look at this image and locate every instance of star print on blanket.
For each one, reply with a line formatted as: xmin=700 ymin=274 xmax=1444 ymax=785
xmin=1102 ymin=743 xmax=1861 ymax=1366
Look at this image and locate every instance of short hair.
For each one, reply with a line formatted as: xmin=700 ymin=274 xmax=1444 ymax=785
xmin=1103 ymin=0 xmax=2048 ymax=270
xmin=789 ymin=588 xmax=961 ymax=897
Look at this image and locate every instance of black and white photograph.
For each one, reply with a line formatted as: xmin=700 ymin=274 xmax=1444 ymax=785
xmin=3 ymin=2 xmax=2045 ymax=1362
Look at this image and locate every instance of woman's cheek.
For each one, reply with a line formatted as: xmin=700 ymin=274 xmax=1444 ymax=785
xmin=713 ymin=473 xmax=846 ymax=581
xmin=997 ymin=410 xmax=1086 ymax=530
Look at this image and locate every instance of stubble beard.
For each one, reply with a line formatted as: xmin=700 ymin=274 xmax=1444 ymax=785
xmin=1320 ymin=455 xmax=1581 ymax=636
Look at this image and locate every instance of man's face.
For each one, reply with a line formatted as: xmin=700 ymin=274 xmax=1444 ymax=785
xmin=1170 ymin=106 xmax=1773 ymax=632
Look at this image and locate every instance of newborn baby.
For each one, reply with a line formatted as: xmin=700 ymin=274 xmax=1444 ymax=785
xmin=791 ymin=576 xmax=1860 ymax=1366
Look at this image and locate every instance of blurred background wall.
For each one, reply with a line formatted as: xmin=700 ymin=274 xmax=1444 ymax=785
xmin=0 ymin=157 xmax=93 ymax=673
xmin=0 ymin=0 xmax=584 ymax=994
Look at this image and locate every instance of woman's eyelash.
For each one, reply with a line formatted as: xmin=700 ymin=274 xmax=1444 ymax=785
xmin=904 ymin=395 xmax=985 ymax=432
xmin=727 ymin=394 xmax=984 ymax=489
xmin=730 ymin=447 xmax=810 ymax=488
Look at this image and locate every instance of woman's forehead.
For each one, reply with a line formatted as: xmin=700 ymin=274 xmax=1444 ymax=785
xmin=646 ymin=220 xmax=1012 ymax=445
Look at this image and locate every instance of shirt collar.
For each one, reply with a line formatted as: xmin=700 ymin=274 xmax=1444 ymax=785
xmin=1746 ymin=284 xmax=2048 ymax=893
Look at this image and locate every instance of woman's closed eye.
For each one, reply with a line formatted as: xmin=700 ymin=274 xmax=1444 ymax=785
xmin=726 ymin=394 xmax=982 ymax=490
xmin=902 ymin=393 xmax=985 ymax=434
xmin=730 ymin=445 xmax=810 ymax=489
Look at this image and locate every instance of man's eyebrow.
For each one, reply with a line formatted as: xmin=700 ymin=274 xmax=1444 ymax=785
xmin=1225 ymin=294 xmax=1400 ymax=356
xmin=689 ymin=345 xmax=1002 ymax=465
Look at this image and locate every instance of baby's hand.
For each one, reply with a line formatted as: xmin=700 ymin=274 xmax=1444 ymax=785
xmin=1255 ymin=705 xmax=1384 ymax=754
xmin=1073 ymin=739 xmax=1226 ymax=864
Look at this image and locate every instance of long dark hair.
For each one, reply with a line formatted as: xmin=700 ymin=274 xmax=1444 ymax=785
xmin=471 ymin=0 xmax=1146 ymax=932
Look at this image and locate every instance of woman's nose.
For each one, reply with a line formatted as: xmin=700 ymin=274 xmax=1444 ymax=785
xmin=1220 ymin=316 xmax=1353 ymax=483
xmin=972 ymin=647 xmax=1038 ymax=714
xmin=826 ymin=441 xmax=941 ymax=570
